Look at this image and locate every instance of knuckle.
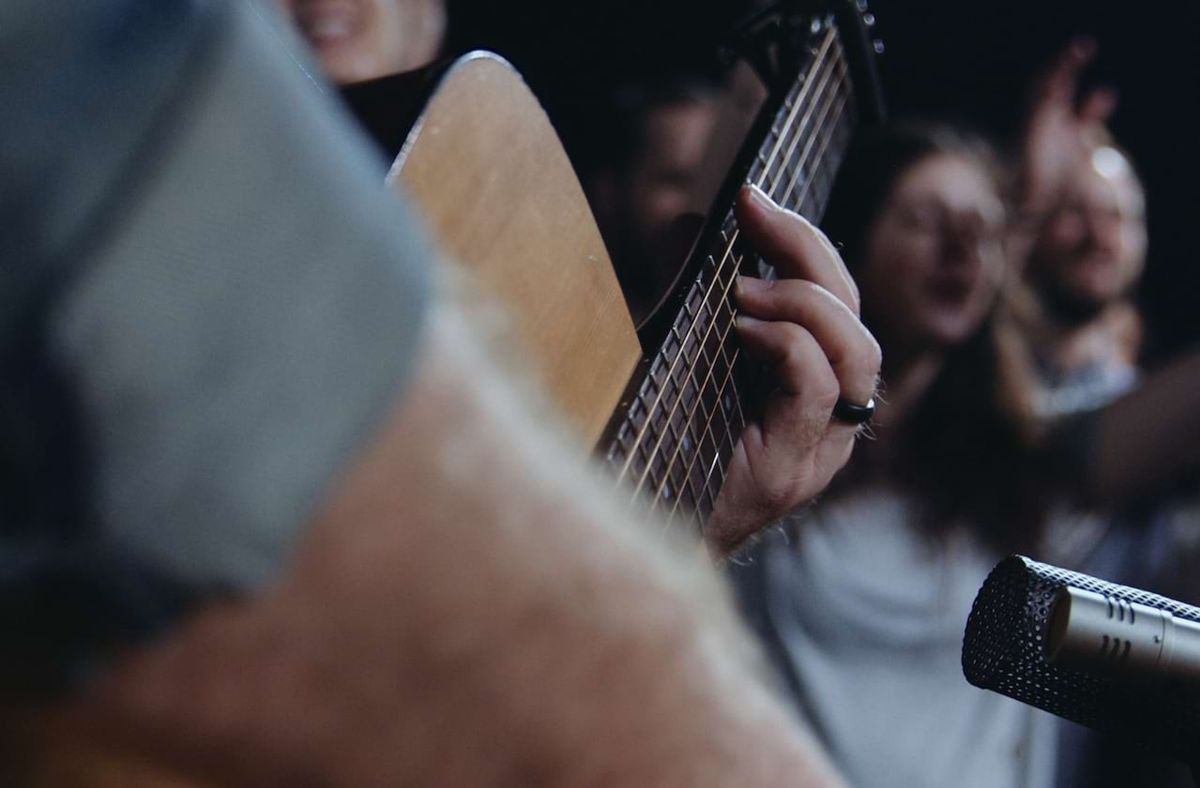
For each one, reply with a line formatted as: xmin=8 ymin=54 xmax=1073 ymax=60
xmin=811 ymin=366 xmax=841 ymax=410
xmin=863 ymin=334 xmax=884 ymax=373
xmin=838 ymin=328 xmax=882 ymax=387
xmin=759 ymin=472 xmax=802 ymax=515
xmin=778 ymin=325 xmax=817 ymax=368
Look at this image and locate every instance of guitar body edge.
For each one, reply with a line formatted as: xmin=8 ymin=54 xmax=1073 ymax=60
xmin=390 ymin=51 xmax=642 ymax=449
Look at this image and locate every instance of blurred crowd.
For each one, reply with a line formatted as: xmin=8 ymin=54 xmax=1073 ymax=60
xmin=4 ymin=0 xmax=1197 ymax=786
xmin=281 ymin=0 xmax=1200 ymax=784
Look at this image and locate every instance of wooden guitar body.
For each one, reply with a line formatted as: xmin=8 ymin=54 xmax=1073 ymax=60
xmin=388 ymin=52 xmax=641 ymax=447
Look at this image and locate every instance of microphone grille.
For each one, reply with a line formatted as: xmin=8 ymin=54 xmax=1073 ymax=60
xmin=962 ymin=555 xmax=1200 ymax=761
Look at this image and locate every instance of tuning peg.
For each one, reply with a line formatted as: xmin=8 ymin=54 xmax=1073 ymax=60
xmin=863 ymin=12 xmax=876 ymax=26
xmin=856 ymin=0 xmax=869 ymax=10
xmin=873 ymin=39 xmax=885 ymax=54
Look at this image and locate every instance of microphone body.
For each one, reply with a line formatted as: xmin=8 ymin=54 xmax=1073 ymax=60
xmin=1046 ymin=586 xmax=1200 ymax=687
xmin=963 ymin=555 xmax=1200 ymax=764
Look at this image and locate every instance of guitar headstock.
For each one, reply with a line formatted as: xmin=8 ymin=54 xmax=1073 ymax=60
xmin=723 ymin=0 xmax=886 ymax=123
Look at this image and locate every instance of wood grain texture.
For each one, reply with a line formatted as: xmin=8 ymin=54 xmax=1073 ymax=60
xmin=390 ymin=52 xmax=641 ymax=449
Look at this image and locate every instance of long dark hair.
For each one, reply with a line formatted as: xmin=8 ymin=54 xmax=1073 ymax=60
xmin=822 ymin=121 xmax=1046 ymax=552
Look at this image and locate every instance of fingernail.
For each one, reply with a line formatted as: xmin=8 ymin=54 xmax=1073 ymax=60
xmin=744 ymin=182 xmax=776 ymax=211
xmin=735 ymin=275 xmax=772 ymax=296
xmin=735 ymin=314 xmax=763 ymax=331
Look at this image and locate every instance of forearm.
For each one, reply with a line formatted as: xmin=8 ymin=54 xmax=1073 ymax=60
xmin=67 ymin=299 xmax=843 ymax=787
xmin=1089 ymin=350 xmax=1200 ymax=502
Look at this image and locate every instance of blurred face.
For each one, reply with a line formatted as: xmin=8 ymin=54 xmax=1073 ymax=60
xmin=859 ymin=153 xmax=1006 ymax=353
xmin=280 ymin=0 xmax=445 ymax=85
xmin=1029 ymin=147 xmax=1146 ymax=322
xmin=624 ymin=100 xmax=719 ymax=248
xmin=591 ymin=98 xmax=720 ymax=315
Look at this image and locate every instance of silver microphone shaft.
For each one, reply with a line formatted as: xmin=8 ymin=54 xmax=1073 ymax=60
xmin=1045 ymin=586 xmax=1200 ymax=686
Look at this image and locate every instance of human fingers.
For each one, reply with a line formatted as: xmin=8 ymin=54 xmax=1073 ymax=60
xmin=734 ymin=184 xmax=860 ymax=315
xmin=733 ymin=317 xmax=859 ymax=474
xmin=1034 ymin=36 xmax=1097 ymax=106
xmin=735 ymin=277 xmax=880 ymax=407
xmin=1078 ymin=86 xmax=1117 ymax=126
xmin=735 ymin=317 xmax=838 ymax=409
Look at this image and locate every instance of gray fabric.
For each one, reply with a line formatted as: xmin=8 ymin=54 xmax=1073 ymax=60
xmin=5 ymin=0 xmax=431 ymax=594
xmin=0 ymin=2 xmax=212 ymax=324
xmin=731 ymin=490 xmax=1058 ymax=788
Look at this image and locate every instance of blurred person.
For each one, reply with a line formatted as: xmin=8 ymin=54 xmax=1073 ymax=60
xmin=278 ymin=0 xmax=446 ymax=83
xmin=1013 ymin=40 xmax=1144 ymax=418
xmin=573 ymin=65 xmax=769 ymax=323
xmin=1012 ymin=41 xmax=1199 ymax=788
xmin=582 ymin=77 xmax=723 ymax=321
xmin=731 ymin=121 xmax=1056 ymax=788
xmin=730 ymin=118 xmax=1200 ymax=788
xmin=1 ymin=1 xmax=882 ymax=786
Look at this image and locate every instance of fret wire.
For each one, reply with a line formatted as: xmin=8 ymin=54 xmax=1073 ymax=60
xmin=643 ymin=49 xmax=849 ymax=503
xmin=631 ymin=259 xmax=743 ymax=504
xmin=716 ymin=298 xmax=748 ymax=431
xmin=774 ymin=55 xmax=850 ymax=213
xmin=751 ymin=31 xmax=843 ymax=215
xmin=661 ymin=321 xmax=743 ymax=526
xmin=761 ymin=44 xmax=843 ymax=210
xmin=653 ymin=73 xmax=849 ymax=523
xmin=653 ymin=290 xmax=730 ymax=510
xmin=643 ymin=125 xmax=849 ymax=520
xmin=752 ymin=28 xmax=839 ymax=208
xmin=809 ymin=88 xmax=855 ymax=216
xmin=663 ymin=93 xmax=845 ymax=522
xmin=618 ymin=35 xmax=837 ymax=480
xmin=779 ymin=81 xmax=851 ymax=222
xmin=615 ymin=29 xmax=838 ymax=463
xmin=620 ymin=29 xmax=844 ymax=502
xmin=619 ymin=78 xmax=823 ymax=494
xmin=654 ymin=306 xmax=744 ymax=525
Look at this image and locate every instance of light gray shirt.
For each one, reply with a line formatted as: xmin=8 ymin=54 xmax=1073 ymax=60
xmin=733 ymin=487 xmax=1058 ymax=788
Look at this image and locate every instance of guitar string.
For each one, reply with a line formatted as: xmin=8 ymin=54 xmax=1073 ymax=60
xmin=672 ymin=77 xmax=853 ymax=528
xmin=627 ymin=38 xmax=846 ymax=515
xmin=662 ymin=79 xmax=853 ymax=529
xmin=624 ymin=40 xmax=843 ymax=506
xmin=651 ymin=57 xmax=850 ymax=523
xmin=658 ymin=65 xmax=851 ymax=528
xmin=612 ymin=29 xmax=837 ymax=490
xmin=657 ymin=69 xmax=853 ymax=526
xmin=628 ymin=51 xmax=848 ymax=524
xmin=773 ymin=44 xmax=853 ymax=221
xmin=614 ymin=28 xmax=839 ymax=497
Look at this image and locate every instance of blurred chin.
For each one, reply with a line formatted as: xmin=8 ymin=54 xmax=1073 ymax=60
xmin=920 ymin=310 xmax=983 ymax=349
xmin=316 ymin=47 xmax=378 ymax=84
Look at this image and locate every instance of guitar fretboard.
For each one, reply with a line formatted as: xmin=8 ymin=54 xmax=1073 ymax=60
xmin=604 ymin=22 xmax=857 ymax=535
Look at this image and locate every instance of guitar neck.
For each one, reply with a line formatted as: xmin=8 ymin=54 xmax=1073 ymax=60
xmin=602 ymin=19 xmax=862 ymax=534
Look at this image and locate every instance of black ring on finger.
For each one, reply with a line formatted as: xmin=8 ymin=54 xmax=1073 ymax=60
xmin=832 ymin=396 xmax=876 ymax=425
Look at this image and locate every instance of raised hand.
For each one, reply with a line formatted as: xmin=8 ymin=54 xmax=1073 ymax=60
xmin=1020 ymin=38 xmax=1117 ymax=214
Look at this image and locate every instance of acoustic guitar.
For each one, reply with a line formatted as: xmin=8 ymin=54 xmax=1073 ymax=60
xmin=14 ymin=2 xmax=882 ymax=785
xmin=346 ymin=0 xmax=884 ymax=534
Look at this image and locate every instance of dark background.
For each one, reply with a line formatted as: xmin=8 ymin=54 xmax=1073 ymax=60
xmin=449 ymin=0 xmax=1199 ymax=362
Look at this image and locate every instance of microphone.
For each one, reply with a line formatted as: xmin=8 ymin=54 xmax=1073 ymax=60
xmin=962 ymin=555 xmax=1200 ymax=764
xmin=1046 ymin=585 xmax=1200 ymax=686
